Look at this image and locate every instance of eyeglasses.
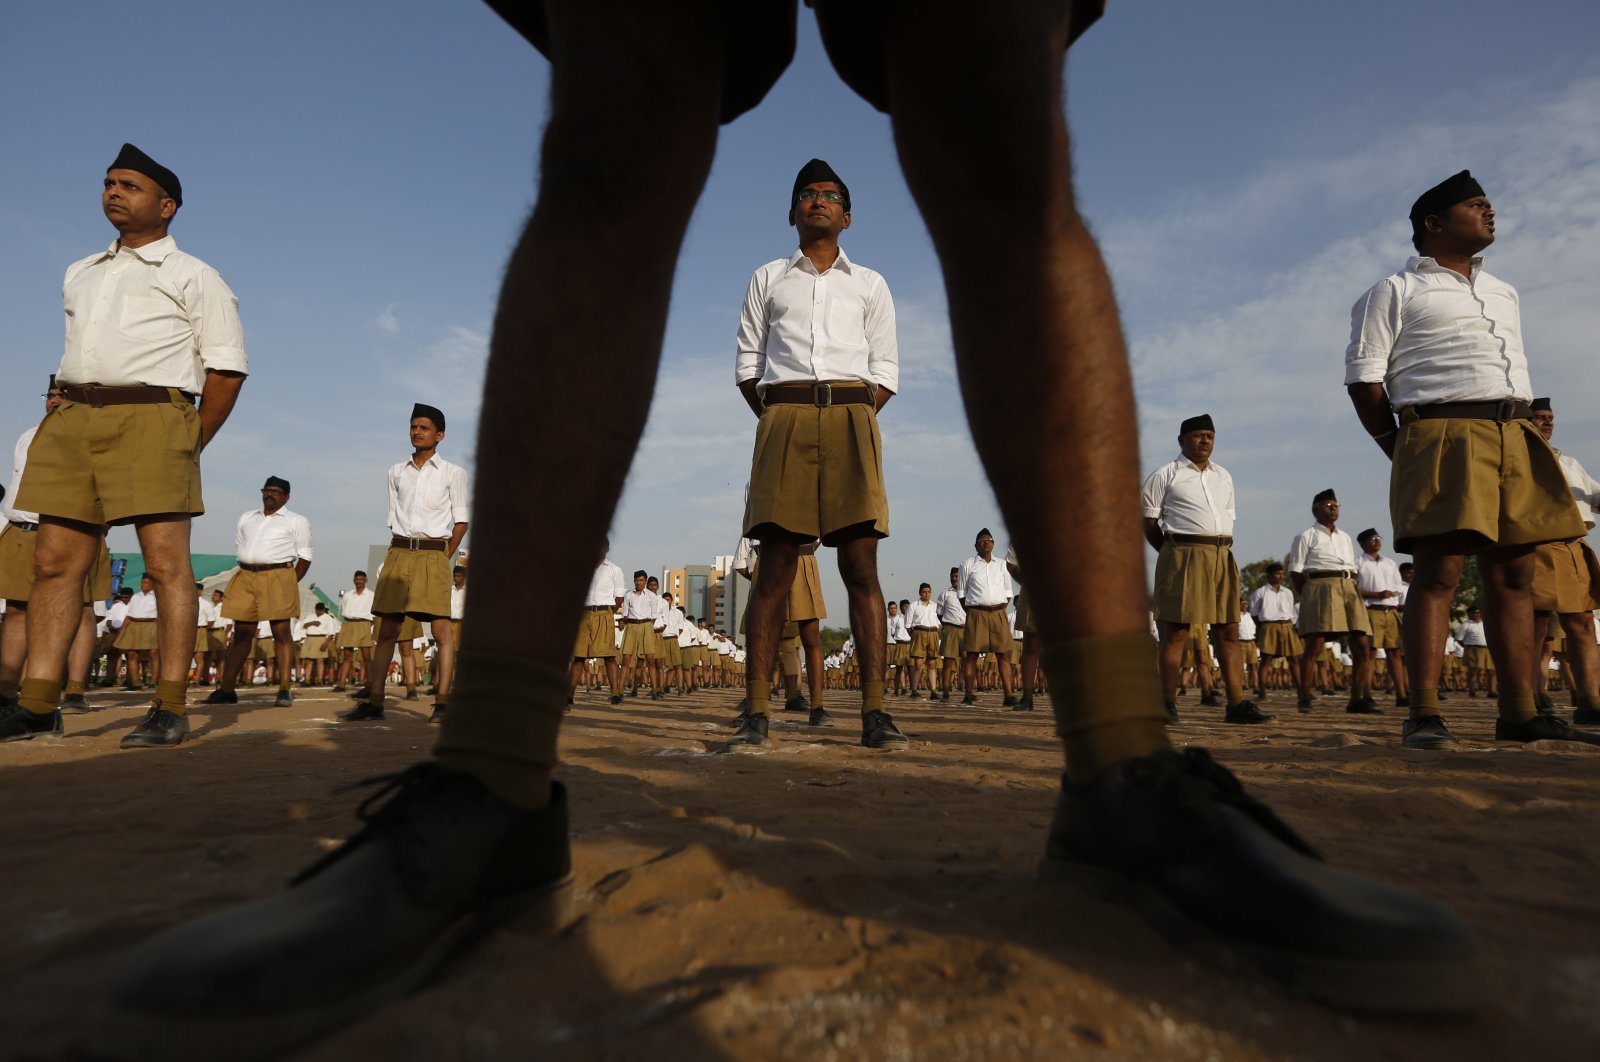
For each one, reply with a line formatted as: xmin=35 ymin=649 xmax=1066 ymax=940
xmin=261 ymin=488 xmax=287 ymax=495
xmin=796 ymin=189 xmax=845 ymax=204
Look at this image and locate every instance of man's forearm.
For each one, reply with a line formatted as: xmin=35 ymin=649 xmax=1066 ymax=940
xmin=738 ymin=379 xmax=764 ymax=416
xmin=1347 ymin=382 xmax=1398 ymax=458
xmin=446 ymin=523 xmax=468 ymax=556
xmin=197 ymin=370 xmax=247 ymax=449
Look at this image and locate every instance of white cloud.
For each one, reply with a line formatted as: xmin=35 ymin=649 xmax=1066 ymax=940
xmin=374 ymin=303 xmax=401 ymax=335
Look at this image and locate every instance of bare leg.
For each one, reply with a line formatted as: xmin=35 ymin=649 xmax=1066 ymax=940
xmin=134 ymin=516 xmax=198 ymax=684
xmin=1560 ymin=611 xmax=1599 ymax=704
xmin=21 ymin=519 xmax=100 ymax=687
xmin=1480 ymin=547 xmax=1537 ymax=712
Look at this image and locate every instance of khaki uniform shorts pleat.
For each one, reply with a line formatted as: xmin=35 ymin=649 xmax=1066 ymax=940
xmin=113 ymin=618 xmax=159 ymax=651
xmin=1463 ymin=645 xmax=1493 ymax=670
xmin=621 ymin=622 xmax=654 ymax=657
xmin=1365 ymin=608 xmax=1402 ymax=650
xmin=373 ymin=546 xmax=452 ymax=619
xmin=220 ymin=567 xmax=300 ymax=623
xmin=964 ymin=609 xmax=1012 ymax=654
xmin=1151 ymin=542 xmax=1241 ymax=625
xmin=574 ymin=610 xmax=617 ymax=660
xmin=1298 ymin=578 xmax=1370 ymax=637
xmin=910 ymin=628 xmax=939 ymax=659
xmin=743 ymin=401 xmax=888 ymax=544
xmin=1257 ymin=620 xmax=1303 ymax=657
xmin=335 ymin=619 xmax=375 ymax=649
xmin=789 ymin=552 xmax=827 ymax=621
xmin=0 ymin=525 xmax=111 ymax=604
xmin=1531 ymin=539 xmax=1600 ymax=613
xmin=939 ymin=625 xmax=965 ymax=659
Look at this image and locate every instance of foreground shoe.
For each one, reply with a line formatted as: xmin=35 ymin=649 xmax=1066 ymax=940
xmin=203 ymin=687 xmax=239 ymax=705
xmin=0 ymin=704 xmax=63 ymax=742
xmin=1401 ymin=715 xmax=1459 ymax=750
xmin=1040 ymin=749 xmax=1482 ymax=1012
xmin=608 ymin=694 xmax=623 ymax=706
xmin=1535 ymin=693 xmax=1556 ymax=715
xmin=1001 ymin=694 xmax=1018 ymax=707
xmin=1013 ymin=694 xmax=1035 ymax=712
xmin=339 ymin=702 xmax=386 ymax=722
xmin=939 ymin=691 xmax=950 ymax=703
xmin=404 ymin=691 xmax=419 ymax=702
xmin=330 ymin=684 xmax=347 ymax=692
xmin=348 ymin=686 xmax=371 ymax=700
xmin=960 ymin=694 xmax=977 ymax=706
xmin=808 ymin=705 xmax=833 ymax=727
xmin=1574 ymin=706 xmax=1600 ymax=725
xmin=1395 ymin=695 xmax=1411 ymax=709
xmin=724 ymin=712 xmax=769 ymax=748
xmin=1345 ymin=698 xmax=1383 ymax=715
xmin=97 ymin=767 xmax=574 ymax=1062
xmin=59 ymin=693 xmax=96 ymax=714
xmin=783 ymin=694 xmax=810 ymax=713
xmin=861 ymin=710 xmax=909 ymax=749
xmin=1199 ymin=692 xmax=1221 ymax=707
xmin=1494 ymin=714 xmax=1600 ymax=746
xmin=1296 ymin=697 xmax=1313 ymax=713
xmin=274 ymin=690 xmax=294 ymax=708
xmin=1224 ymin=700 xmax=1274 ymax=724
xmin=429 ymin=703 xmax=448 ymax=724
xmin=120 ymin=708 xmax=188 ymax=749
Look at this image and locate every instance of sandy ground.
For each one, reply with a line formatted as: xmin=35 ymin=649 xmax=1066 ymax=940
xmin=3 ymin=681 xmax=1599 ymax=1061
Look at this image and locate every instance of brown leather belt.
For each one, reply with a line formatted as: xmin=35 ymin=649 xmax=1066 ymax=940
xmin=58 ymin=384 xmax=194 ymax=406
xmin=390 ymin=535 xmax=447 ymax=551
xmin=1367 ymin=604 xmax=1398 ymax=611
xmin=238 ymin=561 xmax=295 ymax=572
xmin=1307 ymin=570 xmax=1352 ymax=579
xmin=798 ymin=542 xmax=819 ymax=556
xmin=1168 ymin=534 xmax=1233 ymax=546
xmin=942 ymin=622 xmax=962 ymax=628
xmin=586 ymin=605 xmax=615 ymax=612
xmin=967 ymin=603 xmax=1007 ymax=611
xmin=762 ymin=382 xmax=873 ymax=407
xmin=1406 ymin=400 xmax=1533 ymax=422
xmin=624 ymin=617 xmax=652 ymax=624
xmin=913 ymin=626 xmax=939 ymax=632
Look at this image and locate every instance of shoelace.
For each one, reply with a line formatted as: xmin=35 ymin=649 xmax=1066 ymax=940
xmin=1157 ymin=748 xmax=1322 ymax=862
xmin=289 ymin=763 xmax=468 ymax=885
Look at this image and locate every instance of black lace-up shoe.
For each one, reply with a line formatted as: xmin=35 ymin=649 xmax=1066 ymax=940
xmin=1223 ymin=700 xmax=1274 ymax=724
xmin=861 ymin=710 xmax=908 ymax=748
xmin=120 ymin=707 xmax=188 ymax=748
xmin=340 ymin=701 xmax=385 ymax=722
xmin=203 ymin=687 xmax=239 ymax=705
xmin=0 ymin=703 xmax=62 ymax=742
xmin=1041 ymin=748 xmax=1482 ymax=1012
xmin=724 ymin=712 xmax=769 ymax=748
xmin=1495 ymin=714 xmax=1600 ymax=745
xmin=1401 ymin=715 xmax=1458 ymax=750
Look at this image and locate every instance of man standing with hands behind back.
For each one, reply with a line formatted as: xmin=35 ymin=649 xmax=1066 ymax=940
xmin=0 ymin=143 xmax=246 ymax=747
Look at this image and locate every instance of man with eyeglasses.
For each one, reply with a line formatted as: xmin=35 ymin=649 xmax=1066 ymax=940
xmin=102 ymin=5 xmax=1485 ymax=1053
xmin=730 ymin=158 xmax=907 ymax=751
xmin=0 ymin=376 xmax=112 ymax=722
xmin=201 ymin=476 xmax=313 ymax=716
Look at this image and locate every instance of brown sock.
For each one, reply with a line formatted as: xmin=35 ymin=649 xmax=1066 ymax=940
xmin=1225 ymin=684 xmax=1246 ymax=707
xmin=155 ymin=679 xmax=189 ymax=715
xmin=17 ymin=678 xmax=60 ymax=716
xmin=1497 ymin=689 xmax=1538 ymax=724
xmin=64 ymin=680 xmax=86 ymax=696
xmin=747 ymin=680 xmax=771 ymax=716
xmin=434 ymin=651 xmax=561 ymax=810
xmin=861 ymin=680 xmax=886 ymax=714
xmin=1042 ymin=633 xmax=1172 ymax=784
xmin=0 ymin=679 xmax=20 ymax=700
xmin=1410 ymin=688 xmax=1441 ymax=719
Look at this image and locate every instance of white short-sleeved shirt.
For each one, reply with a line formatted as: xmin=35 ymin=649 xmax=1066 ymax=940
xmin=5 ymin=428 xmax=40 ymax=524
xmin=1140 ymin=456 xmax=1236 ymax=536
xmin=341 ymin=587 xmax=375 ymax=621
xmin=1250 ymin=584 xmax=1297 ymax=623
xmin=1354 ymin=552 xmax=1404 ymax=601
xmin=126 ymin=590 xmax=158 ymax=620
xmin=1554 ymin=449 xmax=1600 ymax=529
xmin=450 ymin=584 xmax=466 ymax=620
xmin=958 ymin=555 xmax=1013 ymax=608
xmin=387 ymin=454 xmax=469 ymax=539
xmin=1287 ymin=524 xmax=1358 ymax=574
xmin=905 ymin=599 xmax=939 ymax=629
xmin=236 ymin=507 xmax=313 ymax=566
xmin=586 ymin=561 xmax=627 ymax=608
xmin=936 ymin=587 xmax=967 ymax=626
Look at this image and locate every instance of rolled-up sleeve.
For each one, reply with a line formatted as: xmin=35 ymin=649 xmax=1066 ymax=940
xmin=864 ymin=273 xmax=899 ymax=394
xmin=189 ymin=267 xmax=249 ymax=376
xmin=294 ymin=514 xmax=314 ymax=562
xmin=1139 ymin=467 xmax=1168 ymax=520
xmin=1344 ymin=278 xmax=1399 ymax=386
xmin=449 ymin=464 xmax=470 ymax=525
xmin=734 ymin=269 xmax=769 ymax=385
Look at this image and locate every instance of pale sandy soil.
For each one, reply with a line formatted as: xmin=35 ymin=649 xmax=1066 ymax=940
xmin=3 ymin=683 xmax=1598 ymax=1061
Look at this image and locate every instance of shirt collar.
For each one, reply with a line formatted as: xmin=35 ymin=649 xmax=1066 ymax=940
xmin=103 ymin=235 xmax=178 ymax=265
xmin=1175 ymin=454 xmax=1210 ymax=472
xmin=405 ymin=453 xmax=442 ymax=471
xmin=1406 ymin=254 xmax=1483 ymax=279
xmin=785 ymin=246 xmax=854 ymax=275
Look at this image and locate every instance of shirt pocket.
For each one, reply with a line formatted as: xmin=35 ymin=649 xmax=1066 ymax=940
xmin=119 ymin=294 xmax=181 ymax=341
xmin=825 ymin=292 xmax=867 ymax=349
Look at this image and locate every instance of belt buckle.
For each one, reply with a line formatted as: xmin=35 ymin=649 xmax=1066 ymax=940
xmin=813 ymin=382 xmax=833 ymax=408
xmin=82 ymin=384 xmax=103 ymax=408
xmin=405 ymin=537 xmax=421 ymax=552
xmin=1494 ymin=399 xmax=1516 ymax=422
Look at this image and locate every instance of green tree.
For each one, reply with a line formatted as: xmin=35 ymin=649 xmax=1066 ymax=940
xmin=1238 ymin=555 xmax=1291 ymax=596
xmin=1449 ymin=555 xmax=1483 ymax=622
xmin=820 ymin=626 xmax=852 ymax=653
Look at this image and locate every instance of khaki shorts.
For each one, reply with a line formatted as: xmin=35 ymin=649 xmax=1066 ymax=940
xmin=194 ymin=626 xmax=209 ymax=653
xmin=621 ymin=621 xmax=656 ymax=657
xmin=335 ymin=618 xmax=375 ymax=649
xmin=1463 ymin=645 xmax=1493 ymax=671
xmin=1531 ymin=539 xmax=1600 ymax=614
xmin=964 ymin=607 xmax=1012 ymax=654
xmin=1391 ymin=412 xmax=1585 ymax=554
xmin=397 ymin=615 xmax=424 ymax=642
xmin=1365 ymin=607 xmax=1402 ymax=650
xmin=1297 ymin=575 xmax=1370 ymax=637
xmin=663 ymin=639 xmax=682 ymax=667
xmin=16 ymin=393 xmax=203 ymax=526
xmin=206 ymin=627 xmax=229 ymax=652
xmin=910 ymin=627 xmax=940 ymax=660
xmin=0 ymin=524 xmax=111 ymax=604
xmin=1257 ymin=620 xmax=1303 ymax=657
xmin=1152 ymin=542 xmax=1241 ymax=626
xmin=940 ymin=623 xmax=965 ymax=659
xmin=301 ymin=635 xmax=332 ymax=660
xmin=221 ymin=566 xmax=300 ymax=623
xmin=114 ymin=617 xmax=158 ymax=651
xmin=574 ymin=609 xmax=617 ymax=659
xmin=1013 ymin=591 xmax=1036 ymax=635
xmin=1181 ymin=627 xmax=1212 ymax=669
xmin=1240 ymin=641 xmax=1259 ymax=664
xmin=743 ymin=398 xmax=888 ymax=545
xmin=789 ymin=551 xmax=827 ymax=621
xmin=373 ymin=545 xmax=452 ymax=619
xmin=252 ymin=636 xmax=273 ymax=661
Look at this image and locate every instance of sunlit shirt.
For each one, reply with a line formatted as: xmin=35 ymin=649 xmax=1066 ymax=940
xmin=585 ymin=561 xmax=626 ymax=608
xmin=341 ymin=587 xmax=374 ymax=622
xmin=1250 ymin=584 xmax=1297 ymax=622
xmin=5 ymin=428 xmax=39 ymax=524
xmin=1355 ymin=552 xmax=1404 ymax=601
xmin=1555 ymin=449 xmax=1600 ymax=530
xmin=387 ymin=454 xmax=469 ymax=539
xmin=59 ymin=237 xmax=247 ymax=392
xmin=958 ymin=556 xmax=1013 ymax=608
xmin=1140 ymin=456 xmax=1236 ymax=536
xmin=1287 ymin=524 xmax=1358 ymax=573
xmin=936 ymin=587 xmax=966 ymax=626
xmin=235 ymin=507 xmax=313 ymax=566
xmin=735 ymin=248 xmax=898 ymax=396
xmin=1345 ymin=256 xmax=1529 ymax=407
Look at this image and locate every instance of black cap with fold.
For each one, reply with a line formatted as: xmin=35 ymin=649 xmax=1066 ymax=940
xmin=108 ymin=143 xmax=182 ymax=206
xmin=792 ymin=158 xmax=850 ymax=213
xmin=411 ymin=403 xmax=446 ymax=431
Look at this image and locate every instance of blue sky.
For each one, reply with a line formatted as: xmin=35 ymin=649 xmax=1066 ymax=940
xmin=4 ymin=2 xmax=1599 ymax=618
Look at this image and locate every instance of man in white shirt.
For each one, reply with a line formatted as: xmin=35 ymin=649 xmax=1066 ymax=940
xmin=0 ymin=376 xmax=110 ymax=718
xmin=619 ymin=570 xmax=662 ymax=698
xmin=299 ymin=603 xmax=340 ymax=688
xmin=3 ymin=145 xmax=248 ymax=749
xmin=113 ymin=10 xmax=1482 ymax=1042
xmin=730 ymin=159 xmax=905 ymax=751
xmin=1355 ymin=529 xmax=1408 ymax=711
xmin=343 ymin=404 xmax=469 ymax=725
xmin=935 ymin=567 xmax=966 ymax=703
xmin=204 ymin=477 xmax=312 ymax=708
xmin=333 ymin=572 xmax=376 ymax=691
xmin=958 ymin=528 xmax=1017 ymax=706
xmin=192 ymin=583 xmax=218 ymax=689
xmin=450 ymin=565 xmax=468 ymax=657
xmin=1528 ymin=399 xmax=1600 ymax=726
xmin=1140 ymin=414 xmax=1266 ymax=724
xmin=570 ymin=541 xmax=626 ymax=705
xmin=904 ymin=583 xmax=941 ymax=701
xmin=1287 ymin=490 xmax=1373 ymax=715
xmin=115 ymin=575 xmax=161 ymax=691
xmin=884 ymin=601 xmax=908 ymax=694
xmin=1347 ymin=170 xmax=1590 ymax=749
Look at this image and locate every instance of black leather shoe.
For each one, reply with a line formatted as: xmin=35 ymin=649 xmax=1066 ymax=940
xmin=1401 ymin=715 xmax=1459 ymax=750
xmin=608 ymin=694 xmax=623 ymax=705
xmin=1535 ymin=693 xmax=1556 ymax=715
xmin=1574 ymin=706 xmax=1600 ymax=725
xmin=1346 ymin=698 xmax=1383 ymax=715
xmin=724 ymin=713 xmax=769 ymax=748
xmin=939 ymin=691 xmax=950 ymax=703
xmin=1001 ymin=695 xmax=1018 ymax=707
xmin=1395 ymin=695 xmax=1411 ymax=709
xmin=429 ymin=703 xmax=448 ymax=724
xmin=1040 ymin=749 xmax=1481 ymax=1012
xmin=808 ymin=706 xmax=834 ymax=727
xmin=861 ymin=710 xmax=909 ymax=749
xmin=204 ymin=686 xmax=239 ymax=705
xmin=960 ymin=694 xmax=977 ymax=706
xmin=97 ymin=767 xmax=574 ymax=1062
xmin=59 ymin=693 xmax=95 ymax=714
xmin=340 ymin=701 xmax=386 ymax=722
xmin=0 ymin=704 xmax=63 ymax=742
xmin=349 ymin=686 xmax=371 ymax=700
xmin=783 ymin=694 xmax=810 ymax=713
xmin=1013 ymin=695 xmax=1035 ymax=712
xmin=404 ymin=690 xmax=419 ymax=702
xmin=1495 ymin=714 xmax=1600 ymax=745
xmin=1224 ymin=700 xmax=1274 ymax=724
xmin=1199 ymin=691 xmax=1222 ymax=707
xmin=274 ymin=690 xmax=294 ymax=708
xmin=121 ymin=707 xmax=188 ymax=749
xmin=1296 ymin=697 xmax=1313 ymax=713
